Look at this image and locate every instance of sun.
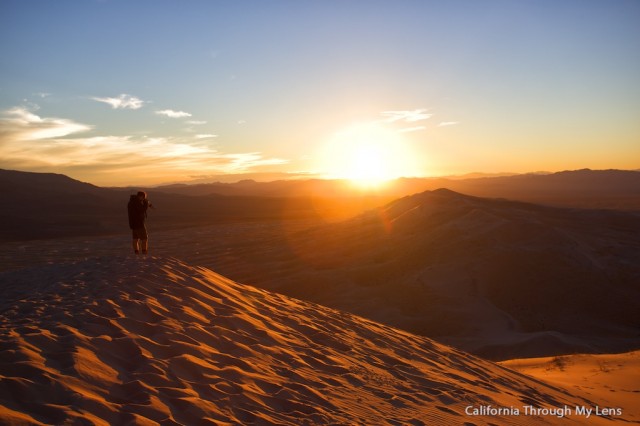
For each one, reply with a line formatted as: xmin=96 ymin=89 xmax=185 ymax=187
xmin=318 ymin=123 xmax=418 ymax=188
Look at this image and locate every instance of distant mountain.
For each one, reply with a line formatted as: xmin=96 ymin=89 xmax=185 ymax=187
xmin=154 ymin=178 xmax=383 ymax=198
xmin=442 ymin=169 xmax=640 ymax=210
xmin=153 ymin=169 xmax=640 ymax=210
xmin=0 ymin=169 xmax=124 ymax=240
xmin=3 ymin=168 xmax=639 ymax=241
xmin=0 ymin=169 xmax=103 ymax=195
xmin=0 ymin=169 xmax=341 ymax=241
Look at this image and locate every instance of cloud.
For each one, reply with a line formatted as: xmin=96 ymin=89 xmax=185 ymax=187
xmin=0 ymin=107 xmax=287 ymax=186
xmin=92 ymin=94 xmax=145 ymax=110
xmin=156 ymin=109 xmax=192 ymax=118
xmin=380 ymin=109 xmax=432 ymax=123
xmin=195 ymin=134 xmax=218 ymax=139
xmin=0 ymin=107 xmax=92 ymax=141
xmin=186 ymin=120 xmax=207 ymax=125
xmin=437 ymin=121 xmax=459 ymax=127
xmin=220 ymin=153 xmax=288 ymax=171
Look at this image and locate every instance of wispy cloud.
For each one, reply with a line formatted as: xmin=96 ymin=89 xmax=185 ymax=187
xmin=380 ymin=109 xmax=432 ymax=123
xmin=92 ymin=94 xmax=145 ymax=110
xmin=156 ymin=109 xmax=192 ymax=118
xmin=0 ymin=107 xmax=287 ymax=185
xmin=0 ymin=107 xmax=92 ymax=141
xmin=195 ymin=134 xmax=218 ymax=139
xmin=220 ymin=153 xmax=288 ymax=171
xmin=186 ymin=120 xmax=207 ymax=125
xmin=437 ymin=121 xmax=459 ymax=127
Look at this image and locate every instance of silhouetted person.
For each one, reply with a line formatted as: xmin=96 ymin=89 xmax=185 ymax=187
xmin=127 ymin=191 xmax=153 ymax=255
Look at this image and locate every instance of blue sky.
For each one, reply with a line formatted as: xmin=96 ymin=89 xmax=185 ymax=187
xmin=1 ymin=0 xmax=639 ymax=185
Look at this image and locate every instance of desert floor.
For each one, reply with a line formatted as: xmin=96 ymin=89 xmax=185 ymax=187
xmin=501 ymin=351 xmax=640 ymax=423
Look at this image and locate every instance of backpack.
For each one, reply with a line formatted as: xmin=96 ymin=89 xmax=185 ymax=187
xmin=127 ymin=195 xmax=146 ymax=228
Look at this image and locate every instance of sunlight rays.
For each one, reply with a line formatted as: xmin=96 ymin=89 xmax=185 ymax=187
xmin=318 ymin=122 xmax=420 ymax=188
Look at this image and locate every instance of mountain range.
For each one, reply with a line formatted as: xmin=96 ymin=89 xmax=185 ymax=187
xmin=1 ymin=168 xmax=639 ymax=241
xmin=152 ymin=168 xmax=640 ymax=210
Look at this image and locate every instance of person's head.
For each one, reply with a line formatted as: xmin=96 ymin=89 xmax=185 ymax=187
xmin=137 ymin=191 xmax=147 ymax=200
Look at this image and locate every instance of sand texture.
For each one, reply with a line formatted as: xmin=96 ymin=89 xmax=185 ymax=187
xmin=0 ymin=256 xmax=624 ymax=425
xmin=501 ymin=352 xmax=640 ymax=423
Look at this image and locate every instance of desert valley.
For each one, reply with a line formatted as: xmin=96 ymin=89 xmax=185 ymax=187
xmin=1 ymin=168 xmax=639 ymax=425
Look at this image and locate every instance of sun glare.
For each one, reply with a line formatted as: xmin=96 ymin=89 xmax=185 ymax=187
xmin=319 ymin=123 xmax=418 ymax=188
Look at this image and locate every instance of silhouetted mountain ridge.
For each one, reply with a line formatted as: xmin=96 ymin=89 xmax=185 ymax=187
xmin=0 ymin=169 xmax=102 ymax=195
xmin=0 ymin=169 xmax=124 ymax=240
xmin=152 ymin=169 xmax=640 ymax=210
xmin=0 ymin=170 xmax=341 ymax=240
xmin=2 ymin=166 xmax=639 ymax=239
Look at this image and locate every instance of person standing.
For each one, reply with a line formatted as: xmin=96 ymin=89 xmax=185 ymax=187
xmin=127 ymin=191 xmax=152 ymax=255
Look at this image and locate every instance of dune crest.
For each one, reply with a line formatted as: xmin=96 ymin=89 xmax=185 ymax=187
xmin=0 ymin=257 xmax=618 ymax=425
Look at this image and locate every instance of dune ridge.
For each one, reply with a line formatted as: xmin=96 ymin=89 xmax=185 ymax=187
xmin=0 ymin=256 xmax=616 ymax=425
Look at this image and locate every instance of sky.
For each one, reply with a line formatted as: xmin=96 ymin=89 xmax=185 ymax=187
xmin=1 ymin=0 xmax=639 ymax=186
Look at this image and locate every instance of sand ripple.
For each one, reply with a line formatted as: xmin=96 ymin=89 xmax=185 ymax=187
xmin=0 ymin=256 xmax=609 ymax=425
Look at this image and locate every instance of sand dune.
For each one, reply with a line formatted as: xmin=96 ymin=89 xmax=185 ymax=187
xmin=501 ymin=352 xmax=640 ymax=423
xmin=0 ymin=256 xmax=625 ymax=425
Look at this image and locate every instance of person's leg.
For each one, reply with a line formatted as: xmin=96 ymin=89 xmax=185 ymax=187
xmin=139 ymin=225 xmax=148 ymax=254
xmin=132 ymin=238 xmax=140 ymax=254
